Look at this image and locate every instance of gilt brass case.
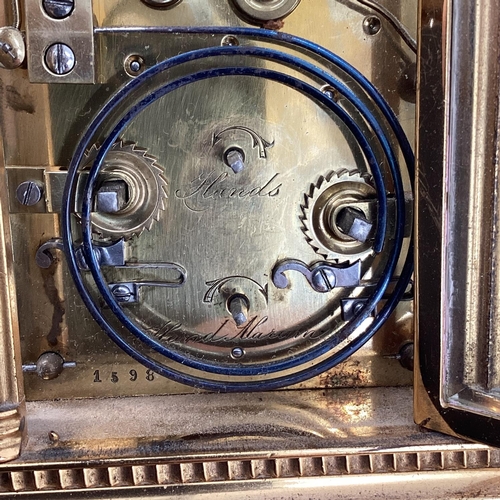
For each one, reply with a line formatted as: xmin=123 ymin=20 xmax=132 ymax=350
xmin=1 ymin=0 xmax=500 ymax=498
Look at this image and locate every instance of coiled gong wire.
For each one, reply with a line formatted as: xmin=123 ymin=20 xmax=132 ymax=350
xmin=62 ymin=27 xmax=414 ymax=392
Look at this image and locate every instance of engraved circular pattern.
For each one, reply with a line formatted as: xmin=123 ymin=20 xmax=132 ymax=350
xmin=79 ymin=68 xmax=394 ymax=376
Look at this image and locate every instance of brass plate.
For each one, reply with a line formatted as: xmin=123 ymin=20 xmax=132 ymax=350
xmin=1 ymin=0 xmax=416 ymax=398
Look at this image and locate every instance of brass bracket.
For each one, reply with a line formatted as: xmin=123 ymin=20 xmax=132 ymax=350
xmin=25 ymin=0 xmax=95 ymax=84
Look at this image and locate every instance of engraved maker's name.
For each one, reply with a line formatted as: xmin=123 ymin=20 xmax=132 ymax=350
xmin=175 ymin=171 xmax=282 ymax=211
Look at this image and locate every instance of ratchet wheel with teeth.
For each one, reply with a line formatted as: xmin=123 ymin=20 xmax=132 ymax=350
xmin=300 ymin=168 xmax=377 ymax=263
xmin=76 ymin=140 xmax=169 ymax=241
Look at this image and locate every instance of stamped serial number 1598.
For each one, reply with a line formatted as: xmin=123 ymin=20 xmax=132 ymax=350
xmin=93 ymin=369 xmax=156 ymax=383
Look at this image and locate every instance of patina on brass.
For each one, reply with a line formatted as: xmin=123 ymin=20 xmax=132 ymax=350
xmin=0 ymin=118 xmax=25 ymax=464
xmin=7 ymin=0 xmax=499 ymax=498
xmin=415 ymin=0 xmax=500 ymax=446
xmin=1 ymin=0 xmax=415 ymax=399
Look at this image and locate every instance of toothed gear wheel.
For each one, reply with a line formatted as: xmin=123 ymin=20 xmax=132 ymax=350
xmin=300 ymin=169 xmax=377 ymax=262
xmin=77 ymin=141 xmax=168 ymax=241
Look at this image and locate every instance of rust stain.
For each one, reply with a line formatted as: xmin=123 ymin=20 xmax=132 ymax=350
xmin=262 ymin=19 xmax=285 ymax=30
xmin=319 ymin=360 xmax=366 ymax=389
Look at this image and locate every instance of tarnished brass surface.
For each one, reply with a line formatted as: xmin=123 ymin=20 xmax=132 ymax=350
xmin=415 ymin=0 xmax=500 ymax=446
xmin=2 ymin=388 xmax=500 ymax=498
xmin=3 ymin=0 xmax=500 ymax=497
xmin=13 ymin=1 xmax=500 ymax=498
xmin=0 ymin=112 xmax=25 ymax=463
xmin=1 ymin=0 xmax=416 ymax=399
xmin=25 ymin=0 xmax=95 ymax=83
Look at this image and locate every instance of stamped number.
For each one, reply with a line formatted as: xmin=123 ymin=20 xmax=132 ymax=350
xmin=92 ymin=368 xmax=156 ymax=383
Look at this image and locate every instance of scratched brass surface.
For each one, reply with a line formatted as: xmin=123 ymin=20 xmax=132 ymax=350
xmin=2 ymin=388 xmax=500 ymax=498
xmin=1 ymin=0 xmax=415 ymax=398
xmin=0 ymin=119 xmax=24 ymax=463
xmin=4 ymin=0 xmax=500 ymax=498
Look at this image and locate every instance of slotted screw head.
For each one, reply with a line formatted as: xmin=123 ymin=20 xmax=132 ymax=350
xmin=43 ymin=0 xmax=74 ymax=19
xmin=16 ymin=181 xmax=43 ymax=206
xmin=45 ymin=43 xmax=75 ymax=75
xmin=112 ymin=285 xmax=134 ymax=303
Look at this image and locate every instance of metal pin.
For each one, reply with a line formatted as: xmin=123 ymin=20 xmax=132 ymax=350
xmin=95 ymin=179 xmax=129 ymax=213
xmin=22 ymin=352 xmax=76 ymax=380
xmin=224 ymin=148 xmax=245 ymax=174
xmin=0 ymin=27 xmax=25 ymax=69
xmin=228 ymin=296 xmax=249 ymax=326
xmin=335 ymin=207 xmax=373 ymax=243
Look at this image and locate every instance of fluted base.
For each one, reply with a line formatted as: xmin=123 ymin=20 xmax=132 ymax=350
xmin=0 ymin=406 xmax=24 ymax=463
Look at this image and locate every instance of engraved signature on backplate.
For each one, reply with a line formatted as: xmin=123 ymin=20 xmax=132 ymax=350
xmin=175 ymin=171 xmax=282 ymax=212
xmin=175 ymin=125 xmax=279 ymax=211
xmin=147 ymin=318 xmax=326 ymax=345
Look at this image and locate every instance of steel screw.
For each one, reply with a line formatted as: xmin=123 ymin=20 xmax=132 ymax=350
xmin=399 ymin=343 xmax=414 ymax=371
xmin=335 ymin=207 xmax=373 ymax=243
xmin=43 ymin=0 xmax=74 ymax=19
xmin=353 ymin=302 xmax=365 ymax=315
xmin=111 ymin=285 xmax=135 ymax=303
xmin=124 ymin=54 xmax=145 ymax=77
xmin=221 ymin=35 xmax=239 ymax=47
xmin=231 ymin=347 xmax=245 ymax=359
xmin=45 ymin=43 xmax=75 ymax=75
xmin=321 ymin=85 xmax=339 ymax=101
xmin=311 ymin=267 xmax=336 ymax=293
xmin=224 ymin=148 xmax=245 ymax=174
xmin=363 ymin=16 xmax=382 ymax=36
xmin=48 ymin=431 xmax=60 ymax=443
xmin=232 ymin=0 xmax=300 ymax=22
xmin=16 ymin=181 xmax=44 ymax=206
xmin=141 ymin=0 xmax=183 ymax=8
xmin=398 ymin=62 xmax=417 ymax=104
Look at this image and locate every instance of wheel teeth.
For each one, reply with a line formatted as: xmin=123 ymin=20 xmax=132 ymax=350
xmin=84 ymin=143 xmax=99 ymax=159
xmin=77 ymin=139 xmax=169 ymax=241
xmin=334 ymin=168 xmax=350 ymax=179
xmin=325 ymin=170 xmax=337 ymax=182
xmin=300 ymin=168 xmax=374 ymax=263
